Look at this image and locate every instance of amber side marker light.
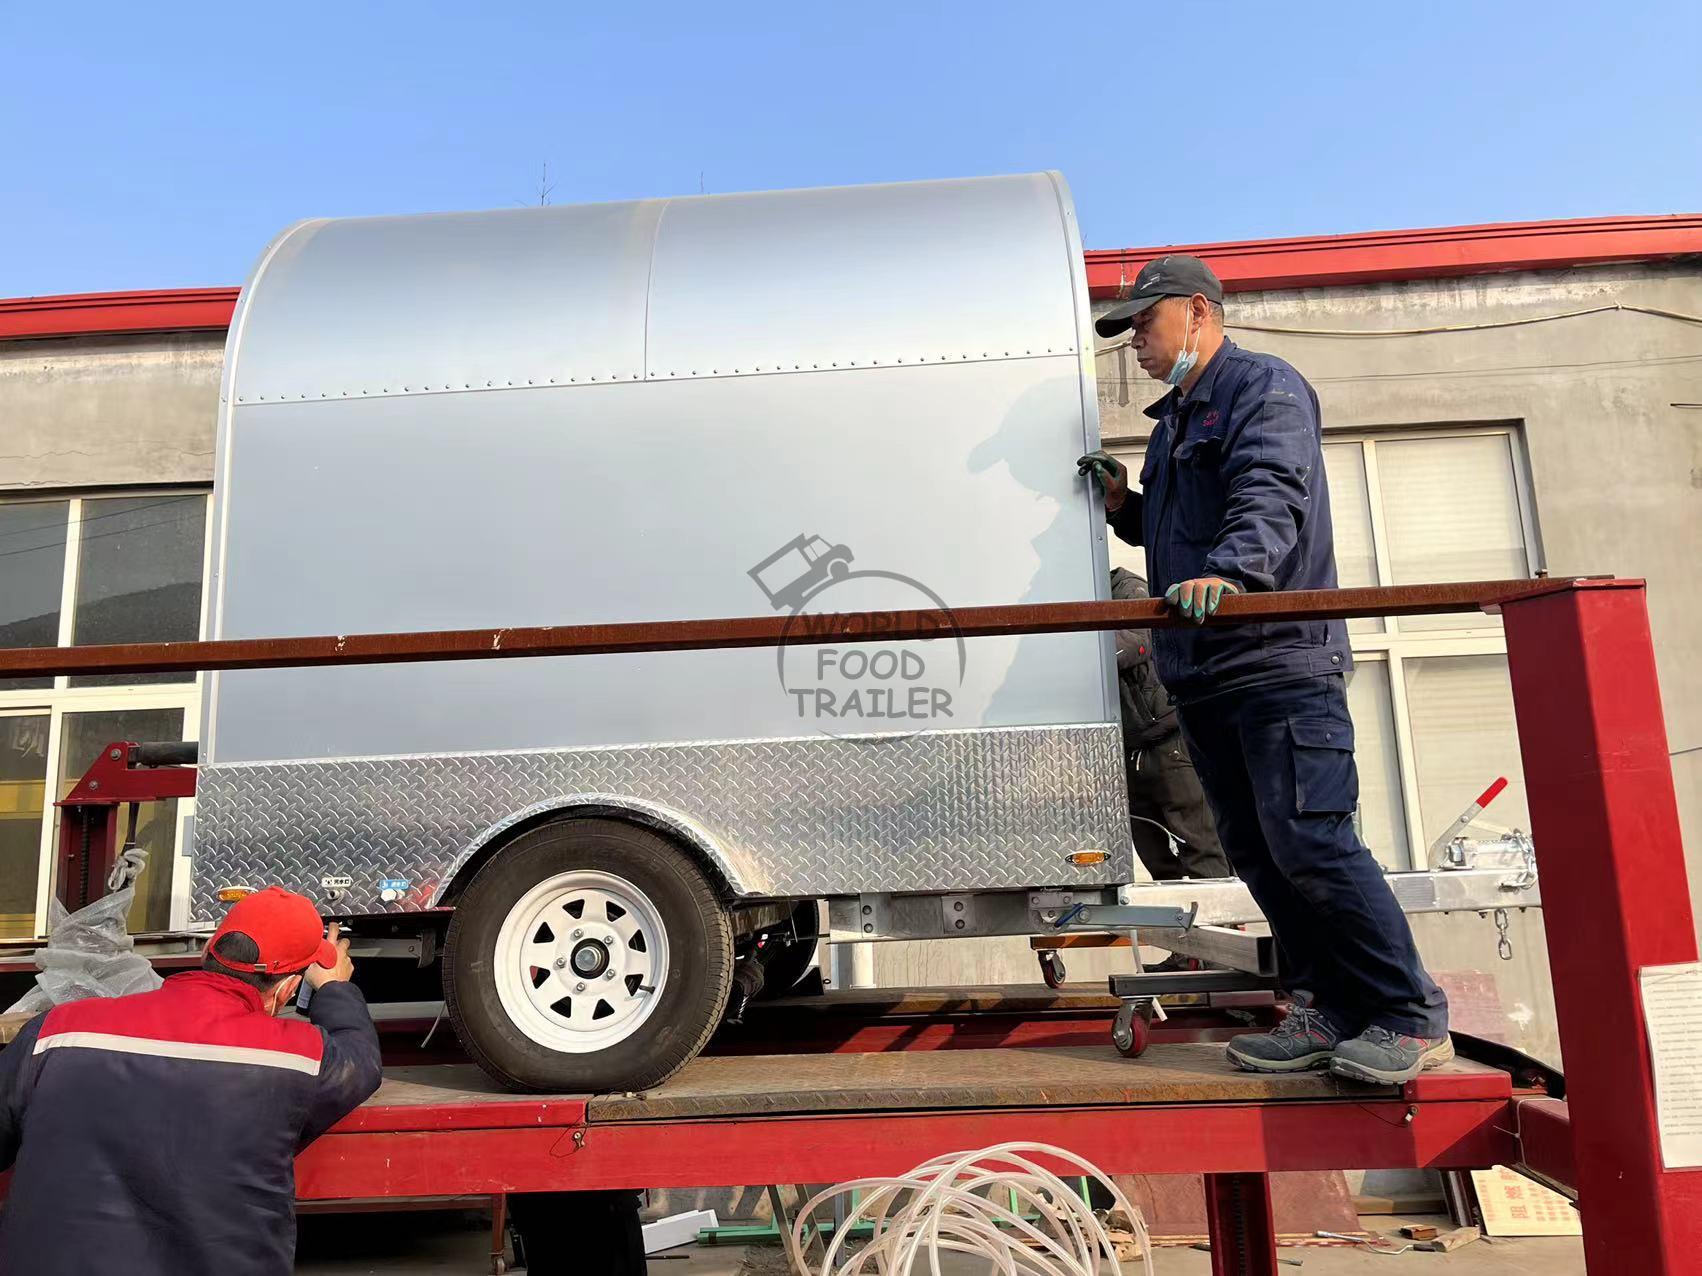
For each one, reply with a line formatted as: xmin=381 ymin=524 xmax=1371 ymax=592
xmin=1066 ymin=851 xmax=1109 ymax=867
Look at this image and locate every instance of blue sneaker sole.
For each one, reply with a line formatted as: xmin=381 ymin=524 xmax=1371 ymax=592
xmin=1328 ymin=1039 xmax=1456 ymax=1085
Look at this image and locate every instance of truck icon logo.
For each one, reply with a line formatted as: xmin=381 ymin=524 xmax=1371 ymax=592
xmin=748 ymin=535 xmax=966 ymax=739
xmin=747 ymin=534 xmax=855 ymax=612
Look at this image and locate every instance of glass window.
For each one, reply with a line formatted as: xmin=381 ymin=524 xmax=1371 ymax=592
xmin=56 ymin=708 xmax=186 ymax=934
xmin=0 ymin=713 xmax=51 ymax=938
xmin=0 ymin=501 xmax=69 ymax=692
xmin=1377 ymin=435 xmax=1530 ymax=632
xmin=1344 ymin=660 xmax=1408 ymax=868
xmin=70 ymin=495 xmax=206 ymax=686
xmin=1401 ymin=654 xmax=1531 ymax=849
xmin=1322 ymin=443 xmax=1381 ymax=635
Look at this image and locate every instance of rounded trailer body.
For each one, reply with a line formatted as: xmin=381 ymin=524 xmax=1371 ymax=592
xmin=192 ymin=172 xmax=1129 ymax=929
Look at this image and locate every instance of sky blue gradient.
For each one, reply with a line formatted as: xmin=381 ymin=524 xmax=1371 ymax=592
xmin=4 ymin=1 xmax=1698 ymax=295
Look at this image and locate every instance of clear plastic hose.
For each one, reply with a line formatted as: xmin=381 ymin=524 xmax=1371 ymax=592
xmin=787 ymin=1141 xmax=1153 ymax=1275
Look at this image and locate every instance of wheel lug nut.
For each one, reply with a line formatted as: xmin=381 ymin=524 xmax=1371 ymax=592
xmin=603 ymin=970 xmax=616 ymax=980
xmin=572 ymin=928 xmax=583 ymax=939
xmin=574 ymin=981 xmax=586 ymax=993
xmin=554 ymin=957 xmax=567 ymax=969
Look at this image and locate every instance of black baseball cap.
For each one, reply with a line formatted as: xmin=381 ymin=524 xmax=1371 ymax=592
xmin=1094 ymin=255 xmax=1224 ymax=338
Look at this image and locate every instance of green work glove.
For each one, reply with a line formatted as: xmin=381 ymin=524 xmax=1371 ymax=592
xmin=1165 ymin=577 xmax=1242 ymax=625
xmin=1075 ymin=450 xmax=1128 ymax=509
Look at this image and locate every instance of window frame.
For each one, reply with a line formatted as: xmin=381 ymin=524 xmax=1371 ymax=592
xmin=0 ymin=488 xmax=211 ymax=935
xmin=1345 ymin=425 xmax=1542 ymax=863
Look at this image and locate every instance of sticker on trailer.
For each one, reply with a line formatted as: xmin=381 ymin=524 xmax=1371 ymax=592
xmin=379 ymin=877 xmax=412 ymax=903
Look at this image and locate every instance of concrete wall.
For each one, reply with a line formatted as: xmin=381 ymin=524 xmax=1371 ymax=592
xmin=0 ymin=332 xmax=222 ymax=491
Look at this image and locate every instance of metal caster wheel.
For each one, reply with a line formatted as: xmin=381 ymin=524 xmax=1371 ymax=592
xmin=1038 ymin=949 xmax=1066 ymax=990
xmin=1111 ymin=1001 xmax=1152 ymax=1058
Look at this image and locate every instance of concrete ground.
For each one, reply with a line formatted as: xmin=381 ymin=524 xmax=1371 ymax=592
xmin=294 ymin=1210 xmax=1586 ymax=1274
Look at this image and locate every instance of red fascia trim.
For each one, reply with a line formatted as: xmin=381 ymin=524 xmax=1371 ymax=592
xmin=1084 ymin=213 xmax=1702 ymax=298
xmin=0 ymin=288 xmax=239 ymax=342
xmin=1 ymin=215 xmax=1697 ymax=336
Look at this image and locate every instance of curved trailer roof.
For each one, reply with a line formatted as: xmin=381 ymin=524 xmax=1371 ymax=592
xmin=223 ymin=172 xmax=1094 ymax=406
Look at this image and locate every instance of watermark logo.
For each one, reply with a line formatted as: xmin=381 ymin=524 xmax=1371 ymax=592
xmin=748 ymin=534 xmax=966 ymax=738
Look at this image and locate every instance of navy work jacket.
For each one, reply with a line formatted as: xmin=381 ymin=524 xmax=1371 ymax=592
xmin=1108 ymin=340 xmax=1351 ymax=703
xmin=0 ymin=972 xmax=382 ymax=1276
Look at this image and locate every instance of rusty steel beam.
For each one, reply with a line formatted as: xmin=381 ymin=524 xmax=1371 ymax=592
xmin=0 ymin=578 xmax=1587 ymax=679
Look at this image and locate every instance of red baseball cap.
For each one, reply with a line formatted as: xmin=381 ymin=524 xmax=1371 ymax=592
xmin=207 ymin=886 xmax=339 ymax=975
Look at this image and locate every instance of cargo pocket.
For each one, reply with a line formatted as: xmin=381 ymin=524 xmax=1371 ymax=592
xmin=1290 ymin=718 xmax=1357 ymax=814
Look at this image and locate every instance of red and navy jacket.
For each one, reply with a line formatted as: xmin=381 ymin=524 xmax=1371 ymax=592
xmin=0 ymin=971 xmax=382 ymax=1276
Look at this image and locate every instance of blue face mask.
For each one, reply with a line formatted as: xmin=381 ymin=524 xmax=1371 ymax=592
xmin=1163 ymin=306 xmax=1201 ymax=387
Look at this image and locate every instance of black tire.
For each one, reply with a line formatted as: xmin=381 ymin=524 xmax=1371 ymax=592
xmin=509 ymin=1191 xmax=644 ymax=1275
xmin=443 ymin=818 xmax=733 ymax=1092
xmin=754 ymin=900 xmax=821 ymax=999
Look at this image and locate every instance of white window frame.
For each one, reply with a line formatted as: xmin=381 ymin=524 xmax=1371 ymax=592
xmin=0 ymin=489 xmax=212 ymax=935
xmin=1107 ymin=423 xmax=1542 ymax=869
xmin=1341 ymin=425 xmax=1542 ymax=863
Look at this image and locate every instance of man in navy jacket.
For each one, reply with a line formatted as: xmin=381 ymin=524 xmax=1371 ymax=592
xmin=1079 ymin=255 xmax=1450 ymax=1084
xmin=0 ymin=886 xmax=382 ymax=1275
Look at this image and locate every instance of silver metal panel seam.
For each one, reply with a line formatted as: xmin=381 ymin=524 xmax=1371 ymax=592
xmin=645 ymin=173 xmax=1080 ymax=381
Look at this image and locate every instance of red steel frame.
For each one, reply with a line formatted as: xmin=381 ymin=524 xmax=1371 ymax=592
xmin=53 ymin=742 xmax=197 ymax=912
xmin=21 ymin=579 xmax=1696 ymax=1274
xmin=1501 ymin=581 xmax=1702 ymax=1272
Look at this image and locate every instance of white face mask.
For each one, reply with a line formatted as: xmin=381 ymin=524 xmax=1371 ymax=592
xmin=1163 ymin=302 xmax=1202 ymax=387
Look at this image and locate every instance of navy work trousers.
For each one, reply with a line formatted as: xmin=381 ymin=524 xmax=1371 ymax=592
xmin=1175 ymin=674 xmax=1448 ymax=1038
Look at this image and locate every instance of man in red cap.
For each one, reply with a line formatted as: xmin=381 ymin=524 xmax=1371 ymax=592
xmin=0 ymin=886 xmax=381 ymax=1275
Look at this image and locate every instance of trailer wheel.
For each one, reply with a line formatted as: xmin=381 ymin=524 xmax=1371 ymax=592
xmin=444 ymin=819 xmax=733 ymax=1092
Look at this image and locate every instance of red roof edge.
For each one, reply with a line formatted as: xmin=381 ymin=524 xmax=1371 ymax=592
xmin=1 ymin=215 xmax=1697 ymax=338
xmin=1085 ymin=213 xmax=1702 ymax=299
xmin=0 ymin=288 xmax=240 ymax=342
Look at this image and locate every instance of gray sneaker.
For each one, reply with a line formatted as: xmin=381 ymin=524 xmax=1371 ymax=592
xmin=1330 ymin=1026 xmax=1455 ymax=1084
xmin=1225 ymin=1006 xmax=1343 ymax=1073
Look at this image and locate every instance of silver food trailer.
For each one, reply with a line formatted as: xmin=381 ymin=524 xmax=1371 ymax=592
xmin=194 ymin=172 xmax=1133 ymax=1089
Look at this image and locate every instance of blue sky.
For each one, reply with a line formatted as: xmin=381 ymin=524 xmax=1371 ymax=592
xmin=3 ymin=1 xmax=1699 ymax=297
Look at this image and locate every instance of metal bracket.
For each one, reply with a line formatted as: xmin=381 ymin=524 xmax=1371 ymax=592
xmin=939 ymin=893 xmax=977 ymax=935
xmin=1140 ymin=924 xmax=1277 ymax=976
xmin=854 ymin=893 xmax=891 ymax=938
xmin=1050 ymin=901 xmax=1199 ymax=931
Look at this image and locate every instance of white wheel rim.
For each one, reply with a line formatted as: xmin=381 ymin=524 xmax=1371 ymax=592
xmin=493 ymin=870 xmax=671 ymax=1054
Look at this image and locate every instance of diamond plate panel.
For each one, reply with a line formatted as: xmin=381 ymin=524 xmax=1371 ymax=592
xmin=190 ymin=725 xmax=1131 ymax=921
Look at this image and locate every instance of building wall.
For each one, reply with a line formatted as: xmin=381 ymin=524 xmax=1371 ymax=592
xmin=0 ymin=332 xmax=223 ymax=491
xmin=1 ymin=331 xmax=223 ymax=935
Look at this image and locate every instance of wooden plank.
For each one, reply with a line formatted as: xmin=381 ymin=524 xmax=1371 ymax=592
xmin=351 ymin=1044 xmax=1509 ymax=1130
xmin=587 ymin=1045 xmax=1504 ymax=1122
xmin=1418 ymin=1225 xmax=1482 ymax=1252
xmin=759 ymin=984 xmax=1122 ymax=1017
